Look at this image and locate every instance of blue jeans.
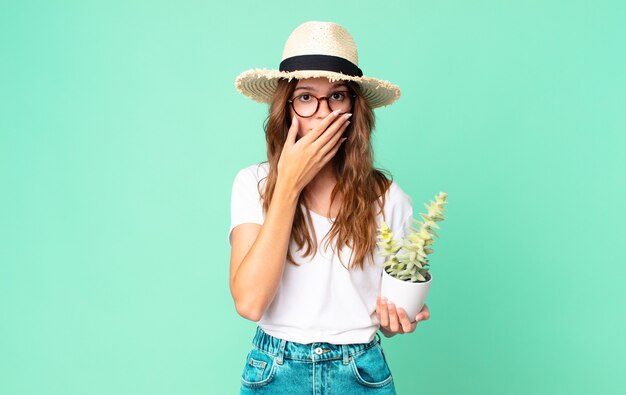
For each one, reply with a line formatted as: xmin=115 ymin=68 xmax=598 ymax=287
xmin=240 ymin=326 xmax=397 ymax=394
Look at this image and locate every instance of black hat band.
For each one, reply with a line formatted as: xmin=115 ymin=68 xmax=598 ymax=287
xmin=279 ymin=54 xmax=363 ymax=77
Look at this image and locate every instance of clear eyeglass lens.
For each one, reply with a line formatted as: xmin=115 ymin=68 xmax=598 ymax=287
xmin=292 ymin=91 xmax=352 ymax=117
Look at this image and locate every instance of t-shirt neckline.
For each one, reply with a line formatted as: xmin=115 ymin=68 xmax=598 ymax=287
xmin=300 ymin=203 xmax=336 ymax=221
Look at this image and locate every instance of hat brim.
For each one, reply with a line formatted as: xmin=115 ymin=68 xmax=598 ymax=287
xmin=235 ymin=69 xmax=401 ymax=108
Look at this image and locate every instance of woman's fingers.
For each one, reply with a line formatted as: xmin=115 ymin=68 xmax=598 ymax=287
xmin=288 ymin=111 xmax=347 ymax=166
xmin=397 ymin=308 xmax=416 ymax=333
xmin=324 ymin=119 xmax=350 ymax=149
xmin=320 ymin=129 xmax=348 ymax=164
xmin=415 ymin=304 xmax=430 ymax=323
xmin=377 ymin=295 xmax=390 ymax=328
xmin=313 ymin=113 xmax=351 ymax=149
xmin=301 ymin=109 xmax=343 ymax=143
xmin=321 ymin=111 xmax=350 ymax=139
xmin=378 ymin=298 xmax=428 ymax=336
xmin=387 ymin=302 xmax=401 ymax=333
xmin=285 ymin=115 xmax=299 ymax=147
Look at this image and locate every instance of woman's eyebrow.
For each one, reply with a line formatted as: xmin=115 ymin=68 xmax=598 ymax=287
xmin=294 ymin=83 xmax=348 ymax=92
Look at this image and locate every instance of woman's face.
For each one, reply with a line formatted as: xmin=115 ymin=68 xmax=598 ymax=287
xmin=289 ymin=77 xmax=353 ymax=138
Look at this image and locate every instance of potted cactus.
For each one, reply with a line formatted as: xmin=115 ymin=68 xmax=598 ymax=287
xmin=377 ymin=192 xmax=448 ymax=321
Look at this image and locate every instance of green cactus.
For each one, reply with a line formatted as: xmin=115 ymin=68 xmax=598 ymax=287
xmin=377 ymin=192 xmax=449 ymax=282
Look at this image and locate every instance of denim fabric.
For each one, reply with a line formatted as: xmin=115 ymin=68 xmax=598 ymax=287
xmin=240 ymin=326 xmax=397 ymax=394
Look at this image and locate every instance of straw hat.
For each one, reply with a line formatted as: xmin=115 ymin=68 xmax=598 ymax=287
xmin=235 ymin=21 xmax=401 ymax=108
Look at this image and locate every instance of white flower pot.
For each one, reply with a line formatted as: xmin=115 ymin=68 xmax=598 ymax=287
xmin=380 ymin=270 xmax=432 ymax=322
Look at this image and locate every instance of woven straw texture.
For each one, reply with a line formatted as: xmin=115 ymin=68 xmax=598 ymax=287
xmin=235 ymin=21 xmax=401 ymax=108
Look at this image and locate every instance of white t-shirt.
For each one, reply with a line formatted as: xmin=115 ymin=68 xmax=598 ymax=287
xmin=228 ymin=162 xmax=414 ymax=344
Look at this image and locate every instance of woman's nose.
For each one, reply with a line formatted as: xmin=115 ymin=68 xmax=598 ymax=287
xmin=316 ymin=97 xmax=332 ymax=117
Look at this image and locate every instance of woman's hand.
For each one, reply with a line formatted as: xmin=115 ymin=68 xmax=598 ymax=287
xmin=376 ymin=295 xmax=430 ymax=338
xmin=276 ymin=110 xmax=351 ymax=193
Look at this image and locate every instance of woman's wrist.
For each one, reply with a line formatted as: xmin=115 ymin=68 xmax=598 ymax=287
xmin=275 ymin=178 xmax=302 ymax=203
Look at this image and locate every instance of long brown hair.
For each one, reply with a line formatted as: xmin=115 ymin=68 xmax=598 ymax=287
xmin=259 ymin=78 xmax=393 ymax=270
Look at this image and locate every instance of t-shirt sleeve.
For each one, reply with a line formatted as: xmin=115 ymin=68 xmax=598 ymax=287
xmin=394 ymin=196 xmax=414 ymax=241
xmin=386 ymin=182 xmax=414 ymax=242
xmin=228 ymin=167 xmax=265 ymax=245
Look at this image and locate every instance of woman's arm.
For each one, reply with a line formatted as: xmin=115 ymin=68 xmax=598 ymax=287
xmin=229 ymin=181 xmax=299 ymax=322
xmin=230 ymin=111 xmax=349 ymax=322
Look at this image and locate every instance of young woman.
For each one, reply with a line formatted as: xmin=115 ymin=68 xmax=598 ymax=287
xmin=229 ymin=21 xmax=430 ymax=394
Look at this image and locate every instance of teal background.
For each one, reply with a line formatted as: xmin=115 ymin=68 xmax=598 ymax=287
xmin=1 ymin=1 xmax=625 ymax=394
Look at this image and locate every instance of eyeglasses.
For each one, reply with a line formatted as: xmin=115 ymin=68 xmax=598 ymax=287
xmin=287 ymin=90 xmax=356 ymax=118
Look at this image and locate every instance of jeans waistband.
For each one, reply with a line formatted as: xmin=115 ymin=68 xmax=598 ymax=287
xmin=251 ymin=326 xmax=381 ymax=365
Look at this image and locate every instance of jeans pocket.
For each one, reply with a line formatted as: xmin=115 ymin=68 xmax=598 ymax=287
xmin=240 ymin=347 xmax=277 ymax=388
xmin=349 ymin=344 xmax=394 ymax=388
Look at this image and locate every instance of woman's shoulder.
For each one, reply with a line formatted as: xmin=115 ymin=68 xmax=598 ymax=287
xmin=235 ymin=161 xmax=270 ymax=181
xmin=377 ymin=178 xmax=414 ymax=234
xmin=385 ymin=179 xmax=412 ymax=207
xmin=231 ymin=162 xmax=270 ymax=196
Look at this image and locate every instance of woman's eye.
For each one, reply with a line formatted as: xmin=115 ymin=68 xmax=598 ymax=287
xmin=298 ymin=95 xmax=311 ymax=102
xmin=331 ymin=92 xmax=346 ymax=101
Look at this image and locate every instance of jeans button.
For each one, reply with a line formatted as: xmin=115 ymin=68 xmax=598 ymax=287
xmin=314 ymin=347 xmax=323 ymax=355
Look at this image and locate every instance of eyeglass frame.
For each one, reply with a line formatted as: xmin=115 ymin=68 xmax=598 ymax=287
xmin=287 ymin=90 xmax=357 ymax=118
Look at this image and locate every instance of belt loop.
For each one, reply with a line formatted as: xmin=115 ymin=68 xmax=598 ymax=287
xmin=375 ymin=331 xmax=381 ymax=344
xmin=276 ymin=339 xmax=287 ymax=365
xmin=342 ymin=344 xmax=350 ymax=365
